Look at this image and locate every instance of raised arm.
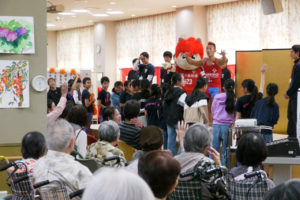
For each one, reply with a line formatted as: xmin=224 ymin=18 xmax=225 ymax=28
xmin=70 ymin=74 xmax=78 ymax=96
xmin=259 ymin=64 xmax=267 ymax=94
xmin=216 ymin=50 xmax=228 ymax=69
xmin=185 ymin=52 xmax=204 ymax=67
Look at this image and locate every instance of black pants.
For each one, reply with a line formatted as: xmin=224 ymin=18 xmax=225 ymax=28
xmin=287 ymin=98 xmax=297 ymax=138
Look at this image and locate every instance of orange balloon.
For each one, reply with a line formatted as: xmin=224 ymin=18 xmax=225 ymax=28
xmin=59 ymin=69 xmax=66 ymax=74
xmin=49 ymin=67 xmax=56 ymax=73
xmin=78 ymin=74 xmax=81 ymax=78
xmin=70 ymin=68 xmax=76 ymax=74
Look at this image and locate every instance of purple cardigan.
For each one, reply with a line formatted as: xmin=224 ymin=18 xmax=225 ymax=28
xmin=211 ymin=93 xmax=235 ymax=125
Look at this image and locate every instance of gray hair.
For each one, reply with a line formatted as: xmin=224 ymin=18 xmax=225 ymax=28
xmin=98 ymin=120 xmax=120 ymax=142
xmin=82 ymin=168 xmax=155 ymax=200
xmin=46 ymin=119 xmax=75 ymax=151
xmin=184 ymin=123 xmax=212 ymax=153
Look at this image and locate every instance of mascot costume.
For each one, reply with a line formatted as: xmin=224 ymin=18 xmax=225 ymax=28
xmin=173 ymin=37 xmax=205 ymax=95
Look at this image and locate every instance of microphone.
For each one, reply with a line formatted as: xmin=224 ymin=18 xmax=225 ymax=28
xmin=244 ymin=170 xmax=265 ymax=179
xmin=0 ymin=162 xmax=16 ymax=171
xmin=69 ymin=189 xmax=84 ymax=199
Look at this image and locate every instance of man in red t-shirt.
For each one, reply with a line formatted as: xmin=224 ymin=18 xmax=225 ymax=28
xmin=185 ymin=42 xmax=228 ymax=98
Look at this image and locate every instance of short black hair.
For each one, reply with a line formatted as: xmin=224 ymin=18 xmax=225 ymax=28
xmin=66 ymin=105 xmax=89 ymax=127
xmin=124 ymin=80 xmax=131 ymax=88
xmin=292 ymin=45 xmax=300 ymax=56
xmin=124 ymin=100 xmax=140 ymax=120
xmin=132 ymin=58 xmax=139 ymax=65
xmin=47 ymin=78 xmax=55 ymax=85
xmin=138 ymin=150 xmax=181 ymax=198
xmin=163 ymin=51 xmax=173 ymax=58
xmin=21 ymin=131 xmax=47 ymax=160
xmin=101 ymin=76 xmax=110 ymax=84
xmin=76 ymin=78 xmax=82 ymax=83
xmin=83 ymin=77 xmax=91 ymax=85
xmin=150 ymin=84 xmax=161 ymax=99
xmin=140 ymin=52 xmax=149 ymax=59
xmin=68 ymin=79 xmax=74 ymax=91
xmin=103 ymin=107 xmax=117 ymax=121
xmin=114 ymin=81 xmax=123 ymax=88
xmin=132 ymin=79 xmax=141 ymax=89
xmin=236 ymin=133 xmax=267 ymax=167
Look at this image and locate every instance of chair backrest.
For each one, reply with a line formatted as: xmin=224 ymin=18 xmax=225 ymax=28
xmin=167 ymin=179 xmax=203 ymax=200
xmin=9 ymin=171 xmax=34 ymax=200
xmin=39 ymin=180 xmax=69 ymax=200
xmin=229 ymin=178 xmax=269 ymax=200
xmin=75 ymin=158 xmax=100 ymax=173
xmin=117 ymin=140 xmax=136 ymax=162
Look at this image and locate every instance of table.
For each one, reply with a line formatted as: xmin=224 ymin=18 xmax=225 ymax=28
xmin=263 ymin=156 xmax=300 ymax=185
xmin=90 ymin=124 xmax=100 ymax=138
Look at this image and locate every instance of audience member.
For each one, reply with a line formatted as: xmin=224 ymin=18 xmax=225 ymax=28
xmin=183 ymin=77 xmax=209 ymax=125
xmin=212 ymin=79 xmax=236 ymax=166
xmin=145 ymin=84 xmax=163 ymax=127
xmin=111 ymin=81 xmax=123 ymax=113
xmin=284 ymin=44 xmax=300 ymax=138
xmin=47 ymin=78 xmax=61 ymax=106
xmin=119 ymin=100 xmax=142 ymax=150
xmin=230 ymin=133 xmax=274 ymax=189
xmin=73 ymin=77 xmax=82 ymax=105
xmin=8 ymin=131 xmax=47 ymax=175
xmin=47 ymin=82 xmax=68 ymax=124
xmin=120 ymin=80 xmax=133 ymax=120
xmin=97 ymin=76 xmax=111 ymax=122
xmin=138 ymin=52 xmax=155 ymax=83
xmin=251 ymin=83 xmax=279 ymax=143
xmin=86 ymin=120 xmax=126 ymax=166
xmin=171 ymin=123 xmax=221 ymax=200
xmin=264 ymin=179 xmax=300 ymax=200
xmin=66 ymin=105 xmax=88 ymax=157
xmin=138 ymin=150 xmax=181 ymax=200
xmin=103 ymin=106 xmax=122 ymax=124
xmin=236 ymin=64 xmax=267 ymax=119
xmin=33 ymin=119 xmax=92 ymax=194
xmin=82 ymin=77 xmax=95 ymax=129
xmin=82 ymin=168 xmax=155 ymax=200
xmin=127 ymin=126 xmax=163 ymax=173
xmin=221 ymin=65 xmax=231 ymax=90
xmin=163 ymin=73 xmax=186 ymax=155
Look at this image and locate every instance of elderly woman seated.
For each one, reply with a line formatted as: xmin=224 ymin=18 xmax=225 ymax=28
xmin=229 ymin=132 xmax=275 ymax=199
xmin=168 ymin=122 xmax=223 ymax=200
xmin=85 ymin=120 xmax=126 ymax=166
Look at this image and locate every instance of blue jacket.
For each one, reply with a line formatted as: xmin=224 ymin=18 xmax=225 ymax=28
xmin=250 ymin=97 xmax=279 ymax=128
xmin=287 ymin=58 xmax=300 ymax=100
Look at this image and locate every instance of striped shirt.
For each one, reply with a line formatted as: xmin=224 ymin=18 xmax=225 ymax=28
xmin=119 ymin=122 xmax=141 ymax=150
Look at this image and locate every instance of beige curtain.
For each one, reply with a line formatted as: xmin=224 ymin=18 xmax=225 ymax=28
xmin=207 ymin=0 xmax=300 ymax=64
xmin=57 ymin=26 xmax=94 ymax=70
xmin=116 ymin=12 xmax=176 ymax=69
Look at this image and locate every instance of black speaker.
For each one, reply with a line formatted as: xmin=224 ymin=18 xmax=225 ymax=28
xmin=261 ymin=0 xmax=283 ymax=15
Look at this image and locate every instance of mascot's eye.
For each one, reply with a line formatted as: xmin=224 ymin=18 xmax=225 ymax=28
xmin=192 ymin=55 xmax=196 ymax=59
xmin=182 ymin=55 xmax=186 ymax=59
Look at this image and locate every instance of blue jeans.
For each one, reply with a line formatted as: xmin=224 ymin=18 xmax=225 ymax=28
xmin=167 ymin=124 xmax=180 ymax=156
xmin=163 ymin=129 xmax=168 ymax=150
xmin=261 ymin=133 xmax=273 ymax=143
xmin=212 ymin=124 xmax=230 ymax=166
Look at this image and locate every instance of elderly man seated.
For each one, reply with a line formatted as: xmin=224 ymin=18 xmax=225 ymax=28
xmin=33 ymin=119 xmax=92 ymax=194
xmin=168 ymin=122 xmax=223 ymax=200
xmin=138 ymin=150 xmax=181 ymax=200
xmin=86 ymin=120 xmax=126 ymax=166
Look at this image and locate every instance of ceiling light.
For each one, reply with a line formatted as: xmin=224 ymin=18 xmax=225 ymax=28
xmin=106 ymin=10 xmax=124 ymax=15
xmin=72 ymin=9 xmax=89 ymax=13
xmin=93 ymin=14 xmax=109 ymax=17
xmin=131 ymin=14 xmax=136 ymax=17
xmin=47 ymin=24 xmax=56 ymax=27
xmin=110 ymin=2 xmax=116 ymax=5
xmin=172 ymin=5 xmax=177 ymax=8
xmin=58 ymin=12 xmax=75 ymax=16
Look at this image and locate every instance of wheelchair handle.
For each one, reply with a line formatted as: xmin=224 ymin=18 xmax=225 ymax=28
xmin=33 ymin=180 xmax=50 ymax=189
xmin=69 ymin=189 xmax=85 ymax=199
xmin=180 ymin=171 xmax=194 ymax=178
xmin=13 ymin=175 xmax=29 ymax=184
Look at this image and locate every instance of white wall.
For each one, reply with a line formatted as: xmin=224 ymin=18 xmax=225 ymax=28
xmin=47 ymin=31 xmax=57 ymax=68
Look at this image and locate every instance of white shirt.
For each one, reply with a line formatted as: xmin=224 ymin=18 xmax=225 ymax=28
xmin=73 ymin=90 xmax=82 ymax=105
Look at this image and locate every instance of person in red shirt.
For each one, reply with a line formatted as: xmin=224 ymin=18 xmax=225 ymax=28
xmin=185 ymin=42 xmax=228 ymax=98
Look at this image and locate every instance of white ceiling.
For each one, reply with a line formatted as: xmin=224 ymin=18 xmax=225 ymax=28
xmin=47 ymin=0 xmax=238 ymax=31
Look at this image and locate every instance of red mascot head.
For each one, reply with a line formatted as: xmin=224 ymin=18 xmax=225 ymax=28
xmin=175 ymin=37 xmax=204 ymax=70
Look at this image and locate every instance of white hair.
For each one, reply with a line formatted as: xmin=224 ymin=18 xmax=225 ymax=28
xmin=82 ymin=168 xmax=155 ymax=200
xmin=46 ymin=119 xmax=75 ymax=151
xmin=98 ymin=120 xmax=120 ymax=142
